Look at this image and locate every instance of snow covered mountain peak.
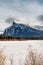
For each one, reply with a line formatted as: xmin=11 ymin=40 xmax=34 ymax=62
xmin=3 ymin=21 xmax=43 ymax=37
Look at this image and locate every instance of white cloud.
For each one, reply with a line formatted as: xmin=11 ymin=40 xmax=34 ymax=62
xmin=0 ymin=0 xmax=43 ymax=33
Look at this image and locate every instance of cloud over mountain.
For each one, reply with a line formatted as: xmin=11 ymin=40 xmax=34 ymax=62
xmin=37 ymin=15 xmax=43 ymax=22
xmin=0 ymin=0 xmax=43 ymax=33
xmin=5 ymin=17 xmax=14 ymax=23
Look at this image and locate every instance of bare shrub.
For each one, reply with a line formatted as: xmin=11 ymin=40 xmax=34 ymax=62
xmin=36 ymin=53 xmax=43 ymax=65
xmin=24 ymin=46 xmax=43 ymax=65
xmin=10 ymin=55 xmax=14 ymax=65
xmin=0 ymin=48 xmax=6 ymax=65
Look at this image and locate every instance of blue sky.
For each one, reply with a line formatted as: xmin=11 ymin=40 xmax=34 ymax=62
xmin=0 ymin=0 xmax=43 ymax=33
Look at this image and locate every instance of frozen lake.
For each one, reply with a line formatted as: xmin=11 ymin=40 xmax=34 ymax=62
xmin=0 ymin=40 xmax=43 ymax=65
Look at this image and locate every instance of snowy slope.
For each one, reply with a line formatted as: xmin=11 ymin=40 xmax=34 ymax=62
xmin=3 ymin=22 xmax=43 ymax=37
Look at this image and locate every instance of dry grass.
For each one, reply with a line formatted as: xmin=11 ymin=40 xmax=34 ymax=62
xmin=10 ymin=55 xmax=14 ymax=65
xmin=0 ymin=46 xmax=43 ymax=65
xmin=0 ymin=48 xmax=14 ymax=65
xmin=0 ymin=48 xmax=6 ymax=65
xmin=24 ymin=46 xmax=43 ymax=65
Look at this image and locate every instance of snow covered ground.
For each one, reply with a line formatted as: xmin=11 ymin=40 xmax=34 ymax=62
xmin=0 ymin=40 xmax=43 ymax=65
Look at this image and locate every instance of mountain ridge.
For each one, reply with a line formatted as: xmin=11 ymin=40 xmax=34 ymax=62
xmin=3 ymin=21 xmax=43 ymax=37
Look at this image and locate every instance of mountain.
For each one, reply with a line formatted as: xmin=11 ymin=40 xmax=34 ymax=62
xmin=3 ymin=22 xmax=43 ymax=38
